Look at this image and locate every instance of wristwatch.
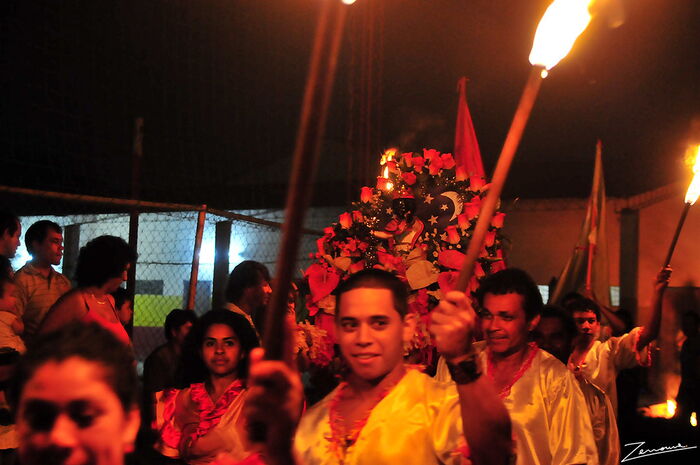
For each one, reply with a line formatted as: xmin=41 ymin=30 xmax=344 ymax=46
xmin=446 ymin=354 xmax=482 ymax=384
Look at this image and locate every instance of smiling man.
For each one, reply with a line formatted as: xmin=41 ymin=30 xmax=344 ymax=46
xmin=436 ymin=268 xmax=598 ymax=465
xmin=246 ymin=269 xmax=513 ymax=465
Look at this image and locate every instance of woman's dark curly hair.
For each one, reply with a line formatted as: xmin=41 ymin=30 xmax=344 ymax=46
xmin=75 ymin=235 xmax=136 ymax=288
xmin=10 ymin=322 xmax=138 ymax=412
xmin=179 ymin=309 xmax=259 ymax=386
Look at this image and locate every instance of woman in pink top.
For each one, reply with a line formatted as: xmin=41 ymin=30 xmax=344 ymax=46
xmin=40 ymin=235 xmax=135 ymax=346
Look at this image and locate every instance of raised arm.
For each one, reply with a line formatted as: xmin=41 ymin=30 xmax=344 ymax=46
xmin=430 ymin=291 xmax=513 ymax=465
xmin=637 ymin=267 xmax=671 ymax=350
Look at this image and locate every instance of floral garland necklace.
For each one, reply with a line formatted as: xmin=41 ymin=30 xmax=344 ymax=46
xmin=188 ymin=379 xmax=245 ymax=443
xmin=487 ymin=342 xmax=539 ymax=399
xmin=326 ymin=366 xmax=414 ymax=463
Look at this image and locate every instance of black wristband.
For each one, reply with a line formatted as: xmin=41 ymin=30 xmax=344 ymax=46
xmin=446 ymin=355 xmax=482 ymax=385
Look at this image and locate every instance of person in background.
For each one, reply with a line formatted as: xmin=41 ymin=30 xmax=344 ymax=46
xmin=224 ymin=261 xmax=272 ymax=340
xmin=14 ymin=221 xmax=71 ymax=344
xmin=39 ymin=235 xmax=135 ymax=347
xmin=0 ymin=212 xmax=21 ymax=262
xmin=534 ymin=305 xmax=619 ymax=465
xmin=566 ymin=267 xmax=671 ymax=415
xmin=112 ymin=287 xmax=133 ymax=327
xmin=10 ymin=322 xmax=140 ymax=465
xmin=143 ymin=309 xmax=197 ymax=394
xmin=153 ymin=310 xmax=259 ymax=465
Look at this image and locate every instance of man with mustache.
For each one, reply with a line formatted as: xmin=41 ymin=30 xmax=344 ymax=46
xmin=436 ymin=268 xmax=598 ymax=465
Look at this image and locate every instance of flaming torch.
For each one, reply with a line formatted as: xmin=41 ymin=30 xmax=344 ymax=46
xmin=457 ymin=0 xmax=596 ymax=290
xmin=663 ymin=145 xmax=700 ymax=267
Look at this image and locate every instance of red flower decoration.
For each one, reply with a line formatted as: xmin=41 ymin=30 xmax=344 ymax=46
xmin=469 ymin=175 xmax=485 ymax=191
xmin=428 ymin=156 xmax=444 ymax=175
xmin=360 ymin=187 xmax=373 ymax=203
xmin=386 ymin=160 xmax=398 ymax=173
xmin=464 ymin=200 xmax=481 ymax=219
xmin=441 ymin=153 xmax=456 ymax=170
xmin=457 ymin=213 xmax=470 ymax=231
xmin=412 ymin=156 xmax=425 ymax=172
xmin=349 ymin=260 xmax=365 ymax=274
xmin=423 ymin=148 xmax=441 ymax=161
xmin=491 ymin=259 xmax=506 ymax=273
xmin=401 ymin=152 xmax=413 ymax=167
xmin=445 ymin=225 xmax=460 ymax=244
xmin=401 ymin=172 xmax=417 ymax=185
xmin=485 ymin=230 xmax=496 ymax=247
xmin=352 ymin=210 xmax=363 ymax=223
xmin=305 ymin=263 xmax=341 ymax=304
xmin=438 ymin=249 xmax=466 ymax=270
xmin=455 ymin=166 xmax=468 ymax=181
xmin=491 ymin=212 xmax=505 ymax=229
xmin=339 ymin=212 xmax=352 ymax=229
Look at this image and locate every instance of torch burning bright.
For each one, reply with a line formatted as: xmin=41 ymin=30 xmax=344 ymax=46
xmin=663 ymin=145 xmax=700 ymax=267
xmin=529 ymin=0 xmax=594 ymax=75
xmin=456 ymin=0 xmax=597 ymax=290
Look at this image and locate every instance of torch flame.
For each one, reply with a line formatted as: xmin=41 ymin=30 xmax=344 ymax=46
xmin=529 ymin=0 xmax=595 ymax=71
xmin=667 ymin=399 xmax=677 ymax=417
xmin=684 ymin=145 xmax=700 ymax=205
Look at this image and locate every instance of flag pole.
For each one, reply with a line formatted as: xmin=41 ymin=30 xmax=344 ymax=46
xmin=456 ymin=67 xmax=544 ymax=291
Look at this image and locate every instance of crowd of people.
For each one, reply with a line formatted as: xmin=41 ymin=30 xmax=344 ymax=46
xmin=0 ymin=209 xmax=698 ymax=465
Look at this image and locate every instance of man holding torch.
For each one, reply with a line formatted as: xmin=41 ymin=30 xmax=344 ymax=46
xmin=436 ymin=269 xmax=599 ymax=465
xmin=245 ymin=269 xmax=514 ymax=465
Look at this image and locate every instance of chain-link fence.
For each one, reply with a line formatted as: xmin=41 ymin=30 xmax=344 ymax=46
xmin=6 ymin=187 xmax=342 ymax=365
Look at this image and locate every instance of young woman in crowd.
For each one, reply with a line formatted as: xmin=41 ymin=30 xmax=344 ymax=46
xmin=154 ymin=309 xmax=259 ymax=465
xmin=11 ymin=322 xmax=140 ymax=465
xmin=39 ymin=235 xmax=136 ymax=346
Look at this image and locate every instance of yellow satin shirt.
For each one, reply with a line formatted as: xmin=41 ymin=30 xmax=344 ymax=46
xmin=436 ymin=344 xmax=599 ymax=465
xmin=294 ymin=369 xmax=468 ymax=465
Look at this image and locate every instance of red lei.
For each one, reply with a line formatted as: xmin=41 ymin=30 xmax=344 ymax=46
xmin=326 ymin=367 xmax=415 ymax=462
xmin=188 ymin=379 xmax=245 ymax=443
xmin=487 ymin=342 xmax=539 ymax=399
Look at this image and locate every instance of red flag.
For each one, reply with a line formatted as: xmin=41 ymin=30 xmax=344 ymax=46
xmin=453 ymin=77 xmax=485 ymax=178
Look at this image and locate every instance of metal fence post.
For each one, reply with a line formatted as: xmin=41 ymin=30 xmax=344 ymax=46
xmin=62 ymin=224 xmax=81 ymax=282
xmin=212 ymin=220 xmax=232 ymax=309
xmin=186 ymin=206 xmax=207 ymax=310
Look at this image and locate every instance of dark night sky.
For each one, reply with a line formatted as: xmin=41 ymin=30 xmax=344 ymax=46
xmin=1 ymin=0 xmax=699 ymax=212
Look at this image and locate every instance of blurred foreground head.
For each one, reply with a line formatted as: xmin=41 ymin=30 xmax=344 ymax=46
xmin=12 ymin=322 xmax=140 ymax=465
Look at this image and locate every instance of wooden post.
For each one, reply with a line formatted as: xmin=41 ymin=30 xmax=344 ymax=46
xmin=212 ymin=220 xmax=232 ymax=309
xmin=186 ymin=206 xmax=207 ymax=311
